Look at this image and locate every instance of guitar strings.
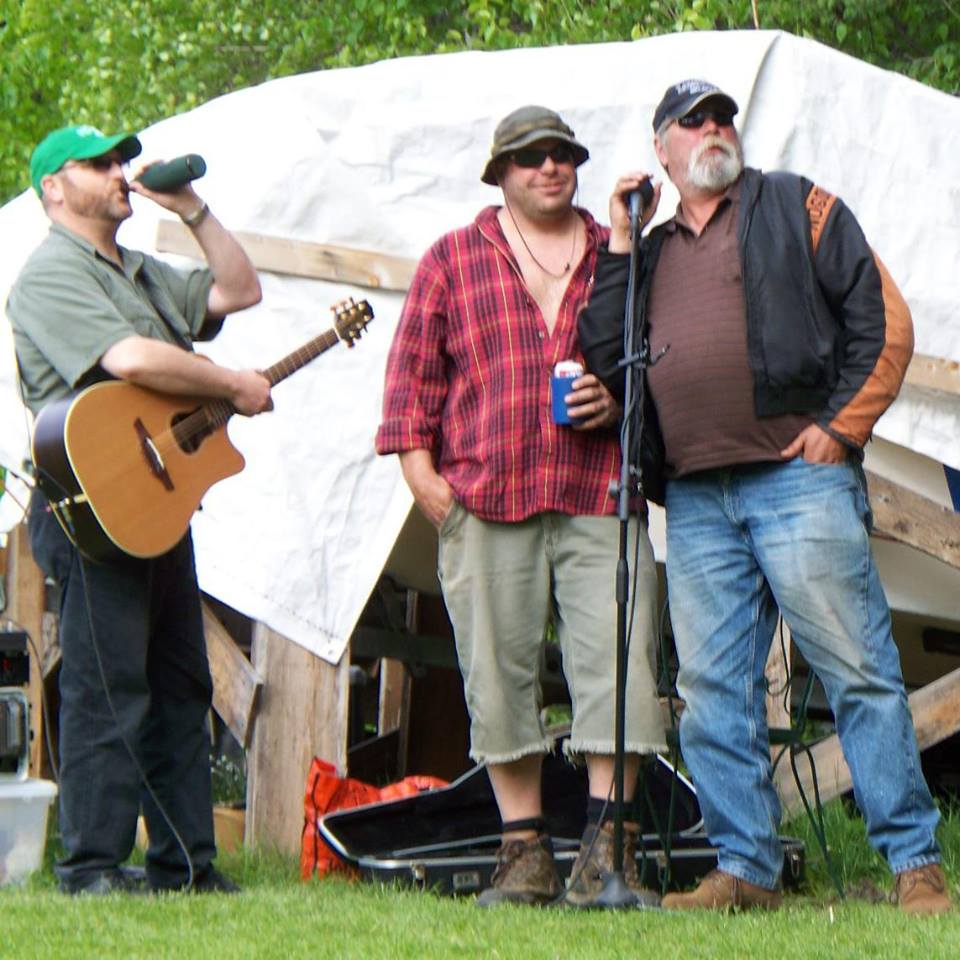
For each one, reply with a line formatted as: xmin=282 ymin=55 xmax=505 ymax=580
xmin=103 ymin=301 xmax=373 ymax=484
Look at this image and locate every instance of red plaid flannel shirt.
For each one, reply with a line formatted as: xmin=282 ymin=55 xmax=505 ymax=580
xmin=376 ymin=206 xmax=620 ymax=522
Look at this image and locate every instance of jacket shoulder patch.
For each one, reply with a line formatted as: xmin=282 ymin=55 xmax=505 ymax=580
xmin=806 ymin=186 xmax=838 ymax=254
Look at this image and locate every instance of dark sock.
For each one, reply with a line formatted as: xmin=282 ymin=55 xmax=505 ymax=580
xmin=586 ymin=796 xmax=608 ymax=825
xmin=501 ymin=816 xmax=546 ymax=836
xmin=587 ymin=796 xmax=641 ymax=827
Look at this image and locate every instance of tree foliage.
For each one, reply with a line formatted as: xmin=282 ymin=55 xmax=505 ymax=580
xmin=1 ymin=0 xmax=958 ymax=203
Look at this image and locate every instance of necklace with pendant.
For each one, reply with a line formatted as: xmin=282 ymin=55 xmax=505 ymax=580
xmin=504 ymin=201 xmax=579 ymax=278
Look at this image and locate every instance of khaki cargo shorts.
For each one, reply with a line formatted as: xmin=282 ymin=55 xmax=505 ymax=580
xmin=438 ymin=506 xmax=665 ymax=764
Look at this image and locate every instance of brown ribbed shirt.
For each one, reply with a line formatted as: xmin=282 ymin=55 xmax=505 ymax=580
xmin=646 ymin=184 xmax=812 ymax=478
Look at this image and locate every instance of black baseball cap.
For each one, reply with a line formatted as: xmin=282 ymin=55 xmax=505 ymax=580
xmin=652 ymin=79 xmax=739 ymax=132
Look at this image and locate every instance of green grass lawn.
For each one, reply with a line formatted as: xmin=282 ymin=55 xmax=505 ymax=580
xmin=3 ymin=803 xmax=959 ymax=960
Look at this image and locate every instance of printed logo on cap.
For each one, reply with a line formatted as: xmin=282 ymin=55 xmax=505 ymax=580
xmin=673 ymin=80 xmax=717 ymax=97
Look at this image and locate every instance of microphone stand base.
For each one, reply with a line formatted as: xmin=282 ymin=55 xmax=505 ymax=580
xmin=574 ymin=871 xmax=662 ymax=911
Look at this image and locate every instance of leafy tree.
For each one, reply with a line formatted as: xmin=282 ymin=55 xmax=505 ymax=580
xmin=1 ymin=0 xmax=957 ymax=204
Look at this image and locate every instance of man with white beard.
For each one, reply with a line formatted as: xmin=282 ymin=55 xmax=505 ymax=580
xmin=579 ymin=80 xmax=952 ymax=914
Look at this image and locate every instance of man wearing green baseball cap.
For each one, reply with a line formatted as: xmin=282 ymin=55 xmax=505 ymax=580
xmin=6 ymin=125 xmax=271 ymax=896
xmin=29 ymin=124 xmax=144 ymax=197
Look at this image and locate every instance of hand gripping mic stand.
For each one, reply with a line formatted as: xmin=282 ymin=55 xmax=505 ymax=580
xmin=594 ymin=184 xmax=664 ymax=909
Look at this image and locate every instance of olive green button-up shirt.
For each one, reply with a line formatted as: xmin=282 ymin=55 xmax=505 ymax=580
xmin=6 ymin=223 xmax=215 ymax=415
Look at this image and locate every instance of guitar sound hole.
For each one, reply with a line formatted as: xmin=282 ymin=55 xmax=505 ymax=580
xmin=172 ymin=409 xmax=214 ymax=453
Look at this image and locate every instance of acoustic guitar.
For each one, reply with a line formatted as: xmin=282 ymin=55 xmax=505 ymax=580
xmin=32 ymin=297 xmax=373 ymax=562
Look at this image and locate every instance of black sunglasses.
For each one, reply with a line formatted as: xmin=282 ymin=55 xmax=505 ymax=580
xmin=67 ymin=154 xmax=123 ymax=172
xmin=677 ymin=111 xmax=735 ymax=129
xmin=510 ymin=144 xmax=575 ymax=168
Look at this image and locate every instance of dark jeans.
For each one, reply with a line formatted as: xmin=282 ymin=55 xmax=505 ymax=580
xmin=29 ymin=492 xmax=217 ymax=889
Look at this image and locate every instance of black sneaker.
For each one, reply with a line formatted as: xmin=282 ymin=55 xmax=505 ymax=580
xmin=150 ymin=866 xmax=241 ymax=894
xmin=61 ymin=868 xmax=147 ymax=896
xmin=190 ymin=867 xmax=241 ymax=894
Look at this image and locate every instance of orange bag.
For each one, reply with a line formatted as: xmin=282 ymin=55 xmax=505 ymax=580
xmin=300 ymin=757 xmax=447 ymax=879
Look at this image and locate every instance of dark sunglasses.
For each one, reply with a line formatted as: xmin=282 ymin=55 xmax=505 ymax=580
xmin=510 ymin=144 xmax=575 ymax=168
xmin=67 ymin=154 xmax=123 ymax=172
xmin=677 ymin=111 xmax=735 ymax=129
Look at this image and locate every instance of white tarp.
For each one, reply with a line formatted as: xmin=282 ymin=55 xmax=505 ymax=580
xmin=2 ymin=30 xmax=959 ymax=661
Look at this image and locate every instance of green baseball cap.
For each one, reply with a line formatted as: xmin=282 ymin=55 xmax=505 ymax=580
xmin=30 ymin=125 xmax=142 ymax=197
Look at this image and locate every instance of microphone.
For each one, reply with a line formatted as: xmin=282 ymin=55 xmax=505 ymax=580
xmin=628 ymin=179 xmax=655 ymax=221
xmin=136 ymin=154 xmax=207 ymax=192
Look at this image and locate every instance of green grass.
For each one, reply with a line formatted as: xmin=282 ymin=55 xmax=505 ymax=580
xmin=3 ymin=805 xmax=960 ymax=960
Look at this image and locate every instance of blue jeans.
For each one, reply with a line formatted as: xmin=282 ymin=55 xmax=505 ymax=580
xmin=665 ymin=458 xmax=940 ymax=889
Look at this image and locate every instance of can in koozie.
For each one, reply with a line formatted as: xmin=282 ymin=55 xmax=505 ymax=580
xmin=551 ymin=360 xmax=584 ymax=425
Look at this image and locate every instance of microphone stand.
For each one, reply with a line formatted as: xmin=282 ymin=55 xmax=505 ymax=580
xmin=594 ymin=187 xmax=656 ymax=909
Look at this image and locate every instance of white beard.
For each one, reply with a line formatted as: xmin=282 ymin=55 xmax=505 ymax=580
xmin=688 ymin=135 xmax=743 ymax=191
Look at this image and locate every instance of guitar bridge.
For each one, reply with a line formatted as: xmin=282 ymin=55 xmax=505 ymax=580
xmin=134 ymin=417 xmax=175 ymax=491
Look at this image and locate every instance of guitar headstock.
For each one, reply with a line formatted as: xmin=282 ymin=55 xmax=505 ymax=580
xmin=333 ymin=298 xmax=374 ymax=347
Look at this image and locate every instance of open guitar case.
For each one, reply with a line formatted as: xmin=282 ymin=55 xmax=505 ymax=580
xmin=319 ymin=737 xmax=805 ymax=897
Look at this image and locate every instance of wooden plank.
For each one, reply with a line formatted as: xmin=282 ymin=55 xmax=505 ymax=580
xmin=865 ymin=469 xmax=960 ymax=570
xmin=201 ymin=602 xmax=263 ymax=749
xmin=765 ymin=619 xmax=792 ymax=731
xmin=774 ymin=664 xmax=960 ymax=819
xmin=212 ymin=806 xmax=246 ymax=854
xmin=6 ymin=523 xmax=49 ymax=778
xmin=377 ymin=658 xmax=409 ymax=736
xmin=157 ymin=220 xmax=418 ymax=292
xmin=904 ymin=352 xmax=960 ymax=397
xmin=246 ymin=625 xmax=349 ymax=853
xmin=376 ymin=586 xmax=416 ymax=776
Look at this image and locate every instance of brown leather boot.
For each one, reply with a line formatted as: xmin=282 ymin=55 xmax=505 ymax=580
xmin=894 ymin=864 xmax=952 ymax=915
xmin=565 ymin=820 xmax=660 ymax=908
xmin=476 ymin=834 xmax=562 ymax=907
xmin=661 ymin=869 xmax=781 ymax=911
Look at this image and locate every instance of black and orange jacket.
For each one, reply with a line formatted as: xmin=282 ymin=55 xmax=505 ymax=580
xmin=580 ymin=166 xmax=913 ymax=502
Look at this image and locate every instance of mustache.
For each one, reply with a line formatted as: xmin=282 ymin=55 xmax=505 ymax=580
xmin=691 ymin=135 xmax=738 ymax=165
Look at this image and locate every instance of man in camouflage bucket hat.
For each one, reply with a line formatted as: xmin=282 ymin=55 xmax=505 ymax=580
xmin=377 ymin=106 xmax=664 ymax=907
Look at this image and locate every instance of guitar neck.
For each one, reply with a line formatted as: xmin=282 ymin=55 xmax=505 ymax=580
xmin=202 ymin=300 xmax=371 ymax=430
xmin=202 ymin=327 xmax=342 ymax=430
xmin=262 ymin=328 xmax=341 ymax=387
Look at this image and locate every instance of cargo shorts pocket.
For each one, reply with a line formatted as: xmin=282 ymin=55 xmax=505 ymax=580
xmin=438 ymin=499 xmax=465 ymax=539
